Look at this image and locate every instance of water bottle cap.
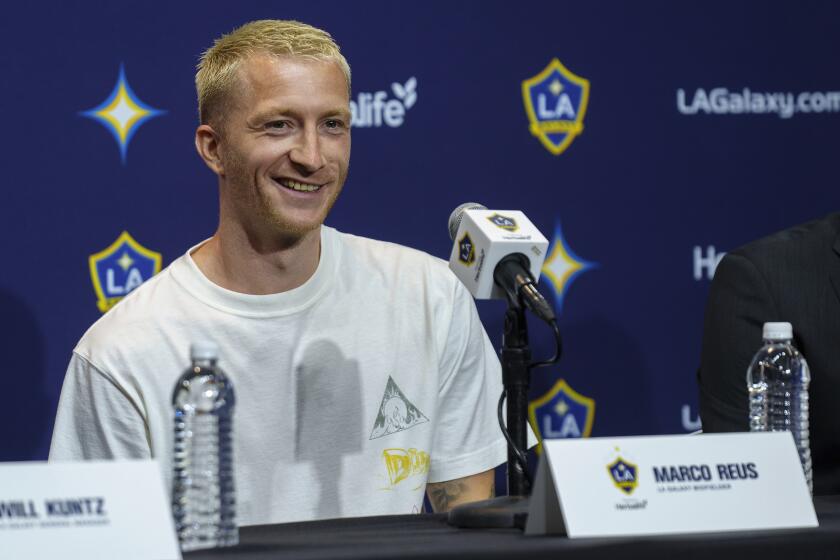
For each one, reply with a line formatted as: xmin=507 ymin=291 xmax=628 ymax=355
xmin=190 ymin=341 xmax=219 ymax=361
xmin=763 ymin=322 xmax=793 ymax=341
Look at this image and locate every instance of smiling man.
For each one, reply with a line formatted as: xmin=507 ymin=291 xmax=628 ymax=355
xmin=49 ymin=20 xmax=506 ymax=525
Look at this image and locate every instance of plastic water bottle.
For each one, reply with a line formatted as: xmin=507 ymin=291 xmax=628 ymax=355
xmin=747 ymin=322 xmax=812 ymax=492
xmin=171 ymin=341 xmax=237 ymax=551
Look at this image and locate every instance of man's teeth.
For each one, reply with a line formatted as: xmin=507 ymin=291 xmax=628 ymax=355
xmin=280 ymin=179 xmax=321 ymax=192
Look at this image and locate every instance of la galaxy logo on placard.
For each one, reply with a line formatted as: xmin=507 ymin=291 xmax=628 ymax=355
xmin=458 ymin=232 xmax=476 ymax=266
xmin=607 ymin=449 xmax=648 ymax=511
xmin=89 ymin=232 xmax=162 ymax=313
xmin=487 ymin=213 xmax=518 ymax=232
xmin=608 ymin=457 xmax=639 ymax=495
xmin=522 ymin=59 xmax=589 ymax=156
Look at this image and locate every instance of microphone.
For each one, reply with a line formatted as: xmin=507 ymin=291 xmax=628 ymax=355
xmin=447 ymin=203 xmax=555 ymax=322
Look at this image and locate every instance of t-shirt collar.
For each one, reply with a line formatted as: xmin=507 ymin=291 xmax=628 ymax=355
xmin=170 ymin=226 xmax=338 ymax=317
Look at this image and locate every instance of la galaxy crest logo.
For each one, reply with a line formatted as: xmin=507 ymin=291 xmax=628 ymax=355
xmin=522 ymin=59 xmax=589 ymax=155
xmin=89 ymin=232 xmax=162 ymax=312
xmin=487 ymin=213 xmax=518 ymax=232
xmin=80 ymin=64 xmax=165 ymax=164
xmin=458 ymin=233 xmax=476 ymax=266
xmin=608 ymin=455 xmax=639 ymax=495
xmin=529 ymin=379 xmax=594 ymax=452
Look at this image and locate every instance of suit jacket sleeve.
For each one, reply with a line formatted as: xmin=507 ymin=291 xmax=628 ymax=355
xmin=697 ymin=251 xmax=780 ymax=432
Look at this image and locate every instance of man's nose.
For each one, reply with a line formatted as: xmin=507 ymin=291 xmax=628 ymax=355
xmin=289 ymin=129 xmax=325 ymax=172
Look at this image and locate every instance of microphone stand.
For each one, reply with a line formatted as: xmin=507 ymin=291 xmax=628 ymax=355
xmin=447 ymin=293 xmax=532 ymax=529
xmin=502 ymin=301 xmax=532 ymax=497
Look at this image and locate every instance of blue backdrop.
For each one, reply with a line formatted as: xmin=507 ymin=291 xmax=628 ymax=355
xmin=2 ymin=1 xmax=839 ymax=474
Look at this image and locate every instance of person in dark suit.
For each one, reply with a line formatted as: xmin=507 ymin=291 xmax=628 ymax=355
xmin=698 ymin=213 xmax=840 ymax=495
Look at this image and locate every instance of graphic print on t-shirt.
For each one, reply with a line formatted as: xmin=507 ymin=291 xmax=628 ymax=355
xmin=369 ymin=376 xmax=429 ymax=440
xmin=381 ymin=447 xmax=430 ymax=489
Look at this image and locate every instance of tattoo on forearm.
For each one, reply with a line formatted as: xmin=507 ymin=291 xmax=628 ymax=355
xmin=428 ymin=481 xmax=467 ymax=512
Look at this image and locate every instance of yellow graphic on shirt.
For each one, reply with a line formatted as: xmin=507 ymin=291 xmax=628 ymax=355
xmin=382 ymin=448 xmax=430 ymax=487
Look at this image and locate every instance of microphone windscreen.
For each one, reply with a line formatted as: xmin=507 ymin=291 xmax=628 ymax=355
xmin=448 ymin=202 xmax=487 ymax=240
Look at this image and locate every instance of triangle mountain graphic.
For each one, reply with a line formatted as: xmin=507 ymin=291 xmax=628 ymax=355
xmin=369 ymin=376 xmax=429 ymax=440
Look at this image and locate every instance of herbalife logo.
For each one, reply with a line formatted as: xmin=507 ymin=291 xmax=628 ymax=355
xmin=351 ymin=77 xmax=417 ymax=128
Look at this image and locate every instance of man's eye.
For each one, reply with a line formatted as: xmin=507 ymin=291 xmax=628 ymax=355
xmin=268 ymin=121 xmax=289 ymax=130
xmin=325 ymin=119 xmax=344 ymax=129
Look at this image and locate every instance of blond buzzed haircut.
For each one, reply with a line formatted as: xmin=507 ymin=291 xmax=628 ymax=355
xmin=196 ymin=19 xmax=351 ymax=127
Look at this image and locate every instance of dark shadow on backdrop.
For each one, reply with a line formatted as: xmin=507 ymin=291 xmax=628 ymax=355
xmin=0 ymin=289 xmax=49 ymax=460
xmin=295 ymin=340 xmax=363 ymax=519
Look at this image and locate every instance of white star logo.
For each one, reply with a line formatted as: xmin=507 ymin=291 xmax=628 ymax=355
xmin=80 ymin=65 xmax=164 ymax=163
xmin=541 ymin=222 xmax=595 ymax=313
xmin=116 ymin=252 xmax=135 ymax=271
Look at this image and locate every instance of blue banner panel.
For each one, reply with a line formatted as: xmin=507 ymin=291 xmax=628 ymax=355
xmin=0 ymin=1 xmax=838 ymax=467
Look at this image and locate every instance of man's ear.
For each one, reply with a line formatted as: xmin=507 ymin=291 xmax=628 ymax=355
xmin=195 ymin=124 xmax=225 ymax=176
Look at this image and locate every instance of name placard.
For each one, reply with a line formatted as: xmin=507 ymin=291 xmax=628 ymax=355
xmin=0 ymin=460 xmax=181 ymax=559
xmin=526 ymin=432 xmax=817 ymax=537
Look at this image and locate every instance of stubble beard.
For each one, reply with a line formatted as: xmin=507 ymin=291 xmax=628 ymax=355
xmin=223 ymin=151 xmax=345 ymax=243
xmin=253 ymin=177 xmax=343 ymax=239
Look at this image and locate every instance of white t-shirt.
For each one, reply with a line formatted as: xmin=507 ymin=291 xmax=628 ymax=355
xmin=50 ymin=226 xmax=507 ymax=525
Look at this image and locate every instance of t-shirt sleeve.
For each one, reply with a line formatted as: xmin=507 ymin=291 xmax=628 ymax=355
xmin=697 ymin=252 xmax=778 ymax=432
xmin=49 ymin=352 xmax=151 ymax=461
xmin=428 ymin=282 xmax=507 ymax=483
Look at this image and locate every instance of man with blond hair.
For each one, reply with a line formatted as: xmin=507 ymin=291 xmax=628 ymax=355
xmin=50 ymin=20 xmax=507 ymax=525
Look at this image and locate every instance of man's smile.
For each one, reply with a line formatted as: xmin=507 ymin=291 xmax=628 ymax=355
xmin=274 ymin=177 xmax=325 ymax=193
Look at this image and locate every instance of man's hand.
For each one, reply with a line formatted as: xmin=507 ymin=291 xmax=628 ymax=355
xmin=426 ymin=468 xmax=495 ymax=512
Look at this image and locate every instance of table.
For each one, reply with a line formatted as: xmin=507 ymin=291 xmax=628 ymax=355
xmin=185 ymin=495 xmax=840 ymax=560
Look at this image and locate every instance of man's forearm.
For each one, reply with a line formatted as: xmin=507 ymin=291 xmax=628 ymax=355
xmin=426 ymin=469 xmax=495 ymax=512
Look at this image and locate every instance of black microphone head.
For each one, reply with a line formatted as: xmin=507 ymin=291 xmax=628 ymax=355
xmin=448 ymin=202 xmax=487 ymax=240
